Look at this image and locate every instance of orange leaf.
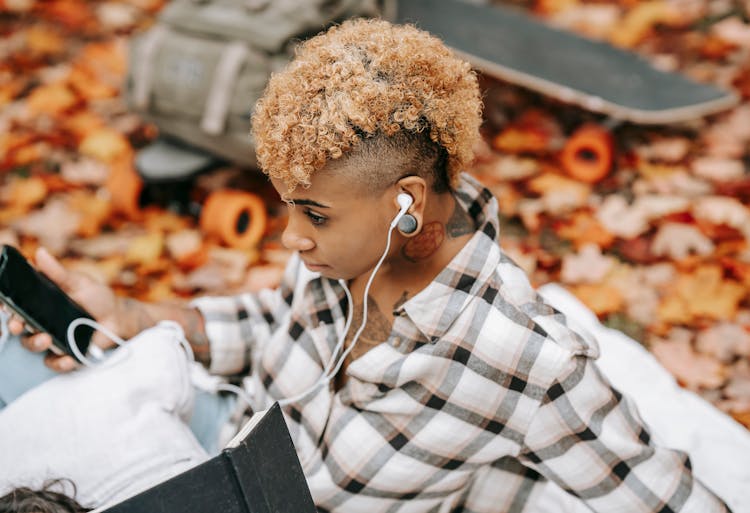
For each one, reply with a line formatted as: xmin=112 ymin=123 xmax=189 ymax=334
xmin=62 ymin=111 xmax=106 ymax=140
xmin=76 ymin=40 xmax=127 ymax=80
xmin=105 ymin=159 xmax=143 ymax=218
xmin=67 ymin=190 xmax=113 ymax=237
xmin=556 ymin=211 xmax=615 ymax=249
xmin=24 ymin=25 xmax=65 ymax=57
xmin=491 ymin=109 xmax=561 ymax=154
xmin=535 ymin=0 xmax=580 ymax=15
xmin=0 ymin=0 xmax=35 ymax=13
xmin=0 ymin=133 xmax=33 ymax=166
xmin=569 ymin=283 xmax=624 ymax=316
xmin=492 ymin=127 xmax=550 ymax=154
xmin=11 ymin=142 xmax=47 ymax=166
xmin=1 ymin=176 xmax=48 ymax=210
xmin=128 ymin=0 xmax=166 ymax=11
xmin=721 ymin=257 xmax=750 ymax=288
xmin=38 ymin=173 xmax=76 ymax=194
xmin=0 ymin=206 xmax=29 ymax=225
xmin=0 ymin=79 xmax=25 ymax=108
xmin=68 ymin=65 xmax=117 ymax=100
xmin=141 ymin=276 xmax=177 ymax=303
xmin=25 ymin=83 xmax=77 ymax=117
xmin=41 ymin=0 xmax=95 ymax=31
xmin=731 ymin=410 xmax=750 ymax=429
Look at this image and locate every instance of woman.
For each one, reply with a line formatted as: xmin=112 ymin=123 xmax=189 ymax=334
xmin=9 ymin=18 xmax=727 ymax=513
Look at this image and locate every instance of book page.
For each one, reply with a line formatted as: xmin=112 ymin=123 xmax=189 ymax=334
xmin=224 ymin=408 xmax=269 ymax=449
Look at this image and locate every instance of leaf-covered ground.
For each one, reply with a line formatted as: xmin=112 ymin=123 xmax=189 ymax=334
xmin=1 ymin=0 xmax=749 ymax=429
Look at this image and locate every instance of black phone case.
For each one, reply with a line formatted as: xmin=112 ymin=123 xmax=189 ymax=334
xmin=0 ymin=245 xmax=94 ymax=360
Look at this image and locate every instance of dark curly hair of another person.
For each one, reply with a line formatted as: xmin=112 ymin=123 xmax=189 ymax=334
xmin=0 ymin=480 xmax=90 ymax=513
xmin=252 ymin=17 xmax=483 ymax=192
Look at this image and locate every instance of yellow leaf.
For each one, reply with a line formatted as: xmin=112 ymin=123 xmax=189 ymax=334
xmin=79 ymin=128 xmax=131 ymax=163
xmin=125 ymin=231 xmax=164 ymax=266
xmin=610 ymin=1 xmax=682 ymax=48
xmin=660 ymin=266 xmax=747 ymax=322
xmin=143 ymin=208 xmax=192 ymax=233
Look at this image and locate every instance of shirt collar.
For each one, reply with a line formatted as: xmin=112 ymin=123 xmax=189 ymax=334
xmin=400 ymin=173 xmax=502 ymax=342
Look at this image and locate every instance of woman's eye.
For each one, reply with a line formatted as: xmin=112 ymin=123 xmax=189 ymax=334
xmin=305 ymin=209 xmax=327 ymax=226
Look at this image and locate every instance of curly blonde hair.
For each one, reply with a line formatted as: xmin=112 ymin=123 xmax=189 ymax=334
xmin=251 ymin=17 xmax=482 ymax=192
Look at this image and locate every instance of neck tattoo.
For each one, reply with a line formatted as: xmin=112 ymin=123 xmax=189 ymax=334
xmin=402 ymin=221 xmax=445 ymax=262
xmin=401 ymin=197 xmax=474 ymax=263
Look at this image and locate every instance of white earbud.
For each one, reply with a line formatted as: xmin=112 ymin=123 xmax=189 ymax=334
xmin=391 ymin=193 xmax=414 ymax=228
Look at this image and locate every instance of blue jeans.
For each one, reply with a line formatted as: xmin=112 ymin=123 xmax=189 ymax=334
xmin=0 ymin=334 xmax=234 ymax=454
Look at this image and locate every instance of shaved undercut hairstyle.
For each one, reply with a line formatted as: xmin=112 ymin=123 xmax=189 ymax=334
xmin=251 ymin=17 xmax=483 ymax=193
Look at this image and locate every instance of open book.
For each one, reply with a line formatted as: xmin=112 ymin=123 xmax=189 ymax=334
xmin=99 ymin=402 xmax=315 ymax=513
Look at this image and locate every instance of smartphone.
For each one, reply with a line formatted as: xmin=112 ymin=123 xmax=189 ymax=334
xmin=0 ymin=245 xmax=94 ymax=361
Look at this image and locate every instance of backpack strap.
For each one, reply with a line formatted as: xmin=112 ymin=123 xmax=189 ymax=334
xmin=200 ymin=41 xmax=250 ymax=135
xmin=131 ymin=25 xmax=169 ymax=110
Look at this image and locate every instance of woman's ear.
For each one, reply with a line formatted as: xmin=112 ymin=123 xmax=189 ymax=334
xmin=393 ymin=176 xmax=427 ymax=237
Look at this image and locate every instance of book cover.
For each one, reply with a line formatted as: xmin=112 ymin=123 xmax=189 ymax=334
xmin=101 ymin=402 xmax=315 ymax=513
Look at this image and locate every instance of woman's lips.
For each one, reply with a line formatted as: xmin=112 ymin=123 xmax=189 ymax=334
xmin=302 ymin=260 xmax=329 ymax=271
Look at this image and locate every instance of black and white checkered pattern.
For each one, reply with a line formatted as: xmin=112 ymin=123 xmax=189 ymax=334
xmin=194 ymin=174 xmax=728 ymax=512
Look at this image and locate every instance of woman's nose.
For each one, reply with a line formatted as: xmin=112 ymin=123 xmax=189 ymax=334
xmin=281 ymin=219 xmax=315 ymax=252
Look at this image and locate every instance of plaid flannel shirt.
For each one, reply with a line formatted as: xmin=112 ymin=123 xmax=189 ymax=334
xmin=193 ymin=174 xmax=728 ymax=513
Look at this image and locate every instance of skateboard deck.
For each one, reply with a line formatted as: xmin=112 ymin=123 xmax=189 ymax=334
xmin=395 ymin=0 xmax=739 ymax=124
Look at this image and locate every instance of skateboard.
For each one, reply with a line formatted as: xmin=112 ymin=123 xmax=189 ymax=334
xmin=394 ymin=0 xmax=738 ymax=125
xmin=394 ymin=0 xmax=739 ymax=184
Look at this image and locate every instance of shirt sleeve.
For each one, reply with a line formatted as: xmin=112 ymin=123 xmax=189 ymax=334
xmin=190 ymin=255 xmax=301 ymax=375
xmin=519 ymin=355 xmax=730 ymax=513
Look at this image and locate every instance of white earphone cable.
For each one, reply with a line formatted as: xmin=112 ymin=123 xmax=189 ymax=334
xmin=66 ymin=317 xmax=125 ymax=368
xmin=278 ymin=195 xmax=410 ymax=406
xmin=66 ymin=318 xmax=255 ymax=410
xmin=324 ymin=224 xmax=395 ymax=381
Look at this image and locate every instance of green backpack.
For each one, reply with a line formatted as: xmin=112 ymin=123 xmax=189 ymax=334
xmin=126 ymin=0 xmax=385 ymax=173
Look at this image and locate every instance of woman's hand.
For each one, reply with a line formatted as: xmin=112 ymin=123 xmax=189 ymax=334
xmin=8 ymin=248 xmax=122 ymax=372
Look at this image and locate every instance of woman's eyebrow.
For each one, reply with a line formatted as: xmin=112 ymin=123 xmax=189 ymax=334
xmin=291 ymin=199 xmax=330 ymax=208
